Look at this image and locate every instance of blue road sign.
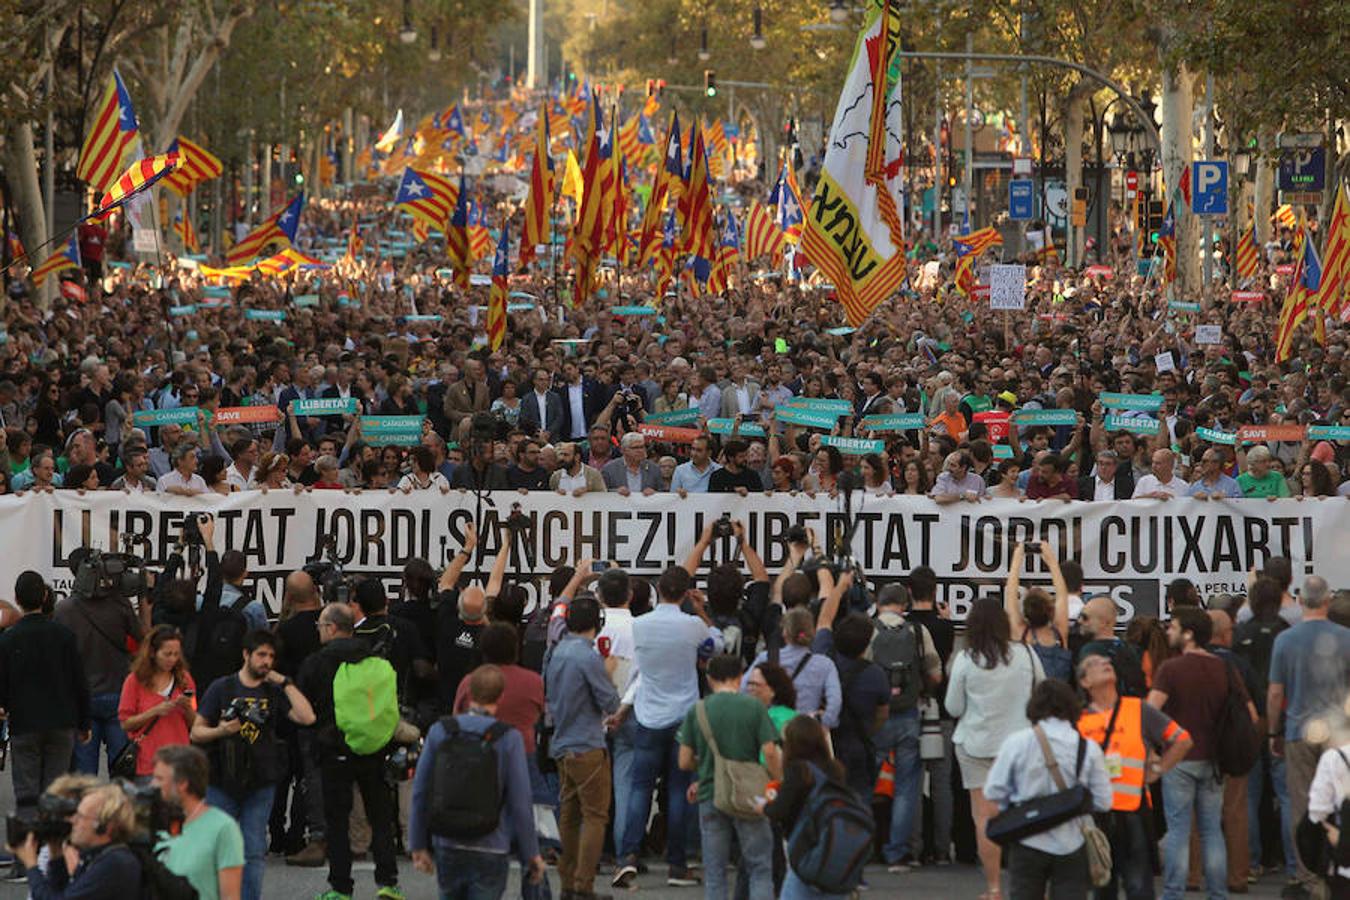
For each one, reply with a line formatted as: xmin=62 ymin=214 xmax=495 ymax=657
xmin=1009 ymin=179 xmax=1034 ymax=221
xmin=1191 ymin=161 xmax=1228 ymax=215
xmin=1278 ymin=147 xmax=1325 ymax=193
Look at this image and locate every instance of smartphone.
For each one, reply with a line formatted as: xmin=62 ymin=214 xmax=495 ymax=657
xmin=183 ymin=689 xmax=195 ymax=698
xmin=591 ymin=561 xmax=607 ymax=574
xmin=1024 ymin=541 xmax=1042 ymax=552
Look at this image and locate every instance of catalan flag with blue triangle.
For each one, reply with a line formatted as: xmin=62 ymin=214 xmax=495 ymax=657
xmin=77 ymin=69 xmax=140 ymax=195
xmin=488 ymin=227 xmax=510 ymax=351
xmin=31 ymin=234 xmax=81 ymax=287
xmin=227 ymin=193 xmax=304 ymax=265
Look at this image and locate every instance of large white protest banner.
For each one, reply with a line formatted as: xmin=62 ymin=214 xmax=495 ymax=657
xmin=4 ymin=492 xmax=1341 ymax=624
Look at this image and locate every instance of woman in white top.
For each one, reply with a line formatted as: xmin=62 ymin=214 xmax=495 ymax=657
xmin=945 ymin=597 xmax=1045 ymax=900
xmin=861 ymin=453 xmax=893 ymax=496
xmin=397 ymin=445 xmax=450 ymax=492
xmin=987 ymin=461 xmax=1023 ymax=499
xmin=1308 ymin=741 xmax=1350 ymax=891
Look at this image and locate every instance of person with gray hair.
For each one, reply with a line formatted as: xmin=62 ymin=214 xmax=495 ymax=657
xmin=1266 ymin=572 xmax=1350 ymax=894
xmin=156 ymin=442 xmax=207 ymax=495
xmin=1238 ymin=444 xmax=1292 ymax=498
xmin=601 ymin=431 xmax=662 ymax=495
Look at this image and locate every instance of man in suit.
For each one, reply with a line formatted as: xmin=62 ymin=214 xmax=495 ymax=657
xmin=558 ymin=361 xmax=606 ymax=442
xmin=520 ymin=368 xmax=565 ymax=441
xmin=443 ymin=358 xmax=492 ymax=442
xmin=856 ymin=372 xmax=890 ymax=419
xmin=320 ymin=366 xmax=366 ymax=435
xmin=600 ymin=432 xmax=663 ymax=496
xmin=719 ymin=361 xmax=762 ymax=420
xmin=1078 ymin=448 xmax=1136 ymax=500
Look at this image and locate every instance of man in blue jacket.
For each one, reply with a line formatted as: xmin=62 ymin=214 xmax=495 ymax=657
xmin=410 ymin=664 xmax=546 ymax=899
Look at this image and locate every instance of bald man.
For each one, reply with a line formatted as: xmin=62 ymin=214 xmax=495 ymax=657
xmin=436 ymin=577 xmax=488 ymax=702
xmin=1075 ymin=596 xmax=1148 ymax=697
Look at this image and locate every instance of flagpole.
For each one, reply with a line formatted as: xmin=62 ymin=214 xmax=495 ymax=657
xmin=146 ymin=191 xmax=178 ymax=363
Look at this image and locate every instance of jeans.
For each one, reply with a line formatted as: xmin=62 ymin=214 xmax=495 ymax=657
xmin=320 ymin=753 xmax=399 ymax=894
xmin=297 ymin=730 xmax=325 ymax=841
xmin=432 ymin=846 xmax=510 ymax=900
xmin=610 ymin=715 xmax=637 ymax=853
xmin=698 ymin=801 xmax=774 ymax=900
xmin=1161 ymin=761 xmax=1225 ymax=900
xmin=72 ymin=692 xmax=126 ymax=776
xmin=1246 ymin=747 xmax=1292 ymax=874
xmin=207 ymin=784 xmax=276 ymax=900
xmin=910 ymin=718 xmax=955 ymax=860
xmin=1095 ymin=809 xmax=1154 ymax=900
xmin=779 ymin=868 xmax=848 ymax=900
xmin=558 ymin=748 xmax=611 ymax=894
xmin=620 ymin=721 xmax=691 ymax=868
xmin=10 ymin=729 xmax=76 ymax=816
xmin=874 ymin=710 xmax=921 ymax=863
xmin=1007 ymin=843 xmax=1089 ymax=900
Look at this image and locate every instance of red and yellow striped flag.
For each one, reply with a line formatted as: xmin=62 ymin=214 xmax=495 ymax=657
xmin=76 ymin=70 xmax=140 ymax=194
xmin=569 ymin=103 xmax=617 ymax=303
xmin=519 ymin=105 xmax=554 ymax=268
xmin=488 ymin=228 xmax=510 ymax=350
xmin=446 ymin=174 xmax=472 ymax=289
xmin=678 ymin=124 xmax=716 ymax=265
xmin=1235 ymin=224 xmax=1260 ymax=280
xmin=226 ymin=193 xmax=304 ymax=265
xmin=1275 ymin=227 xmax=1322 ymax=362
xmin=1311 ymin=181 xmax=1349 ymax=321
xmin=744 ymin=201 xmax=785 ymax=263
xmin=163 ymin=137 xmax=223 ymax=197
xmin=1274 ymin=204 xmax=1297 ymax=229
xmin=95 ymin=151 xmax=180 ymax=217
xmin=174 ymin=214 xmax=201 ymax=254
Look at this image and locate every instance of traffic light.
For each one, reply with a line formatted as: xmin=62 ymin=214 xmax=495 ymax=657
xmin=947 ymin=174 xmax=958 ymax=189
xmin=1143 ymin=200 xmax=1164 ymax=257
xmin=704 ymin=70 xmax=717 ymax=97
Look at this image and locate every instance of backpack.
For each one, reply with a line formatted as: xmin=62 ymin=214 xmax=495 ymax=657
xmin=785 ymin=762 xmax=875 ymax=893
xmin=428 ymin=717 xmax=512 ymax=839
xmin=1024 ymin=631 xmax=1074 ymax=683
xmin=1212 ymin=658 xmax=1261 ymax=777
xmin=872 ymin=620 xmax=923 ymax=714
xmin=130 ymin=843 xmax=197 ymax=900
xmin=186 ymin=593 xmax=252 ymax=691
xmin=333 ymin=656 xmax=399 ymax=755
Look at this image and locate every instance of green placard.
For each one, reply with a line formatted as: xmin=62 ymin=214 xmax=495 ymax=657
xmin=784 ymin=397 xmax=853 ymax=414
xmin=1100 ymin=392 xmax=1164 ymax=412
xmin=860 ymin=413 xmax=925 ymax=431
xmin=292 ymin=397 xmax=357 ymax=416
xmin=405 ymin=314 xmax=443 ymax=323
xmin=825 ymin=326 xmax=856 ymax=336
xmin=706 ymin=418 xmax=767 ymax=437
xmin=1168 ymin=300 xmax=1201 ymax=312
xmin=992 ymin=444 xmax=1015 ymax=459
xmin=645 ymin=408 xmax=700 ymax=426
xmin=202 ymin=286 xmax=232 ymax=298
xmin=1196 ymin=426 xmax=1236 ymax=445
xmin=360 ymin=415 xmax=423 ymax=433
xmin=821 ymin=436 xmax=884 ymax=455
xmin=1012 ymin=408 xmax=1077 ymax=426
xmin=292 ymin=294 xmax=320 ymax=308
xmin=245 ymin=309 xmax=287 ymax=322
xmin=610 ymin=305 xmax=657 ymax=316
xmin=1104 ymin=414 xmax=1160 ymax=434
xmin=1308 ymin=425 xmax=1350 ymax=441
xmin=775 ymin=406 xmax=843 ymax=429
xmin=168 ymin=304 xmax=197 ymax=317
xmin=133 ymin=406 xmax=200 ymax=427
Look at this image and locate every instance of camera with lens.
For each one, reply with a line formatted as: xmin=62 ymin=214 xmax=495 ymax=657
xmin=712 ymin=513 xmax=734 ymax=540
xmin=180 ymin=513 xmax=209 ymax=546
xmin=304 ymin=534 xmax=349 ymax=605
xmin=220 ymin=696 xmax=269 ymax=729
xmin=5 ymin=793 xmax=78 ymax=846
xmin=505 ymin=502 xmax=531 ymax=536
xmin=69 ymin=546 xmax=150 ymax=602
xmin=116 ymin=779 xmax=184 ymax=841
xmin=386 ymin=740 xmax=422 ymax=782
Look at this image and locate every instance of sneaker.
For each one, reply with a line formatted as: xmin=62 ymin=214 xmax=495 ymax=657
xmin=314 ymin=892 xmax=352 ymax=900
xmin=1247 ymin=866 xmax=1263 ymax=884
xmin=612 ymin=864 xmax=638 ymax=889
xmin=375 ymin=888 xmax=406 ymax=900
xmin=286 ymin=841 xmax=328 ymax=867
xmin=667 ymin=867 xmax=701 ymax=887
xmin=886 ymin=862 xmax=912 ymax=874
xmin=933 ymin=854 xmax=953 ymax=867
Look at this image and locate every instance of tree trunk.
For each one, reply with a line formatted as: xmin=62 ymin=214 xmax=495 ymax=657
xmin=1160 ymin=57 xmax=1197 ymax=298
xmin=1254 ymin=130 xmax=1275 ymax=245
xmin=1061 ymin=81 xmax=1093 ymax=268
xmin=151 ymin=7 xmax=253 ymax=151
xmin=3 ymin=120 xmax=50 ymax=306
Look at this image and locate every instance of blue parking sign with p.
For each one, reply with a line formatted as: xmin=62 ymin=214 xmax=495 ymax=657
xmin=1009 ymin=179 xmax=1034 ymax=221
xmin=1191 ymin=161 xmax=1228 ymax=215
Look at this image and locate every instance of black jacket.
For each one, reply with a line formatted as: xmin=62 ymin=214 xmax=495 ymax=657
xmin=298 ymin=635 xmax=380 ymax=758
xmin=555 ymin=377 xmax=605 ymax=439
xmin=1077 ymin=468 xmax=1135 ymax=501
xmin=0 ymin=614 xmax=90 ymax=734
xmin=27 ymin=841 xmax=141 ymax=899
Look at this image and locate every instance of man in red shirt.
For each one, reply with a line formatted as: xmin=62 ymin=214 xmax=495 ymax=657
xmin=78 ymin=220 xmax=107 ymax=282
xmin=1024 ymin=452 xmax=1078 ymax=500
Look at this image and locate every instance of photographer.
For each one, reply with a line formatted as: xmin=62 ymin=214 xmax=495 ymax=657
xmin=54 ymin=547 xmax=152 ymax=776
xmin=152 ymin=745 xmax=244 ymax=900
xmin=10 ymin=783 xmax=142 ymax=899
xmin=191 ymin=631 xmax=316 ymax=900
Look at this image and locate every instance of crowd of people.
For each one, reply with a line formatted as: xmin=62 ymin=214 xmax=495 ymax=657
xmin=0 ymin=167 xmax=1346 ymax=900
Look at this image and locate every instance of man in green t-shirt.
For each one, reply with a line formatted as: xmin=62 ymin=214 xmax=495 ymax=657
xmin=1237 ymin=445 xmax=1291 ymax=498
xmin=152 ymin=745 xmax=245 ymax=900
xmin=677 ymin=654 xmax=780 ymax=900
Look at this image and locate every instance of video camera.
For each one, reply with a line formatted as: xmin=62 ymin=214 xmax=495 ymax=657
xmin=304 ymin=533 xmax=349 ymax=605
xmin=5 ymin=793 xmax=78 ymax=846
xmin=116 ymin=779 xmax=185 ymax=842
xmin=386 ymin=740 xmax=422 ymax=782
xmin=69 ymin=542 xmax=151 ymax=602
xmin=220 ymin=696 xmax=269 ymax=729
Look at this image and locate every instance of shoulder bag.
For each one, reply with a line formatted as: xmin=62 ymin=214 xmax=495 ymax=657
xmin=695 ymin=699 xmax=770 ymax=819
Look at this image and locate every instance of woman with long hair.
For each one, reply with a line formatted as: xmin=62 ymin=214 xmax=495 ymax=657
xmin=1124 ymin=615 xmax=1173 ymax=689
xmin=254 ymin=452 xmax=291 ymax=490
xmin=988 ymin=461 xmax=1023 ymax=499
xmin=762 ymin=716 xmax=852 ymax=899
xmin=861 ymin=453 xmax=893 ymax=496
xmin=896 ymin=457 xmax=931 ymax=495
xmin=945 ymin=597 xmax=1045 ymax=900
xmin=1296 ymin=459 xmax=1336 ymax=497
xmin=1003 ymin=542 xmax=1072 ymax=682
xmin=117 ymin=625 xmax=196 ymax=776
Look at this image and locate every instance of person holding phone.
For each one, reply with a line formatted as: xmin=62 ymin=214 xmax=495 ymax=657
xmin=117 ymin=625 xmax=197 ymax=777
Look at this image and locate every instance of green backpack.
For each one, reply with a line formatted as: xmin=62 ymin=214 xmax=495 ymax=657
xmin=333 ymin=657 xmax=399 ymax=755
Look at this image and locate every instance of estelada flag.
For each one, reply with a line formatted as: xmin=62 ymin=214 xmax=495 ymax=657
xmin=76 ymin=69 xmax=140 ymax=194
xmin=488 ymin=228 xmax=510 ymax=351
xmin=519 ymin=105 xmax=555 ymax=268
xmin=744 ymin=200 xmax=785 ymax=264
xmin=31 ymin=234 xmax=81 ymax=287
xmin=799 ymin=0 xmax=907 ymax=326
xmin=1235 ymin=224 xmax=1260 ymax=280
xmin=226 ymin=193 xmax=304 ymax=265
xmin=1274 ymin=227 xmax=1322 ymax=362
xmin=1311 ymin=180 xmax=1349 ymax=321
xmin=162 ymin=137 xmax=223 ymax=197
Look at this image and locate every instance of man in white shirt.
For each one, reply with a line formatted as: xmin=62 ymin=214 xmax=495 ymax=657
xmin=225 ymin=438 xmax=257 ymax=491
xmin=549 ymin=442 xmax=605 ymax=496
xmin=157 ymin=444 xmax=208 ymax=495
xmin=1132 ymin=448 xmax=1188 ymax=499
xmin=595 ymin=567 xmax=640 ymax=853
xmin=671 ymin=436 xmax=720 ymax=495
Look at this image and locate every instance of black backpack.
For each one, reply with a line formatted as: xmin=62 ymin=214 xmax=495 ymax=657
xmin=128 ymin=843 xmax=197 ymax=900
xmin=1213 ymin=659 xmax=1261 ymax=777
xmin=186 ymin=593 xmax=252 ymax=691
xmin=428 ymin=717 xmax=512 ymax=839
xmin=871 ymin=621 xmax=924 ymax=714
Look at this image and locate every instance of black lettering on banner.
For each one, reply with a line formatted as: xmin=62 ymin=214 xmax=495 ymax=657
xmin=216 ymin=509 xmax=243 ymax=549
xmin=1211 ymin=517 xmax=1241 ymax=573
xmin=855 ymin=512 xmax=882 ymax=563
xmin=974 ymin=516 xmax=1002 ymax=573
xmin=1100 ymin=516 xmax=1126 ymax=573
xmin=270 ymin=507 xmax=294 ymax=564
xmin=881 ymin=514 xmax=911 ymax=570
xmin=913 ymin=513 xmax=938 ymax=567
xmin=1243 ymin=516 xmax=1270 ymax=570
xmin=955 ymin=515 xmax=970 ymax=570
xmin=1302 ymin=517 xmax=1314 ymax=574
xmin=1271 ymin=517 xmax=1298 ymax=558
xmin=239 ymin=509 xmax=267 ymax=564
xmin=635 ymin=513 xmax=662 ymax=569
xmin=1132 ymin=516 xmax=1158 ymax=573
xmin=359 ymin=508 xmax=385 ymax=567
xmin=573 ymin=510 xmax=603 ymax=561
xmin=390 ymin=509 xmax=416 ymax=565
xmin=540 ymin=510 xmax=567 ymax=567
xmin=607 ymin=511 xmax=632 ymax=567
xmin=1176 ymin=516 xmax=1206 ymax=573
xmin=762 ymin=513 xmax=791 ymax=566
xmin=329 ymin=508 xmax=355 ymax=562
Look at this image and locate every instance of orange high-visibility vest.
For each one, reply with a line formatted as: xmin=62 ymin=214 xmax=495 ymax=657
xmin=1078 ymin=697 xmax=1148 ymax=812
